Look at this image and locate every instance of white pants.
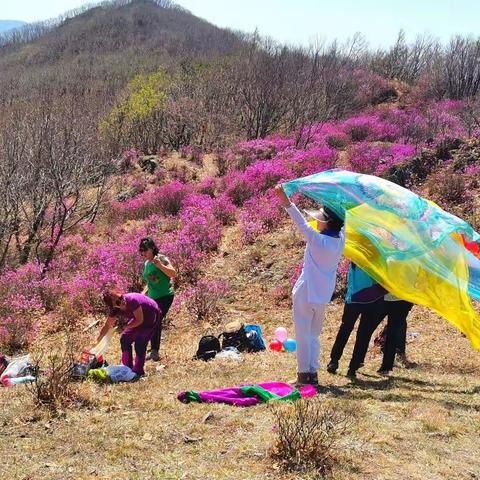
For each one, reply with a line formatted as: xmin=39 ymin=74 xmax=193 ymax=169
xmin=292 ymin=283 xmax=326 ymax=373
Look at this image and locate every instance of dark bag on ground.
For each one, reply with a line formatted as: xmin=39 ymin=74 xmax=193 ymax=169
xmin=194 ymin=335 xmax=221 ymax=361
xmin=219 ymin=324 xmax=251 ymax=352
xmin=71 ymin=354 xmax=107 ymax=380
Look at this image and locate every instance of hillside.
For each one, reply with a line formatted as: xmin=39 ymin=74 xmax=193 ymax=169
xmin=0 ymin=0 xmax=243 ymax=99
xmin=1 ymin=4 xmax=480 ymax=479
xmin=1 ymin=97 xmax=480 ymax=479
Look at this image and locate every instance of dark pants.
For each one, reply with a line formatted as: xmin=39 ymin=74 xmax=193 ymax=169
xmin=380 ymin=301 xmax=413 ymax=371
xmin=150 ymin=294 xmax=174 ymax=352
xmin=347 ymin=298 xmax=386 ymax=372
xmin=330 ymin=299 xmax=385 ymax=369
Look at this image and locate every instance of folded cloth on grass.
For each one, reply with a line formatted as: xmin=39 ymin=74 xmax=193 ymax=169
xmin=87 ymin=368 xmax=110 ymax=383
xmin=178 ymin=381 xmax=317 ymax=406
xmin=105 ymin=365 xmax=137 ymax=383
xmin=87 ymin=365 xmax=137 ymax=383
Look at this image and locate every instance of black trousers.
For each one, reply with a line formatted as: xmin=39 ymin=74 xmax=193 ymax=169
xmin=150 ymin=294 xmax=174 ymax=352
xmin=379 ymin=300 xmax=413 ymax=371
xmin=330 ymin=299 xmax=385 ymax=370
xmin=347 ymin=298 xmax=387 ymax=371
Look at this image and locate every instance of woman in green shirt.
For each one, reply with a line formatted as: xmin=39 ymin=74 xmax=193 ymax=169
xmin=139 ymin=237 xmax=176 ymax=361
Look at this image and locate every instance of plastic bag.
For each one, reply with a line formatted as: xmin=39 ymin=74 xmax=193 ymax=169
xmin=89 ymin=328 xmax=114 ymax=358
xmin=1 ymin=354 xmax=34 ymax=387
xmin=215 ymin=347 xmax=242 ymax=361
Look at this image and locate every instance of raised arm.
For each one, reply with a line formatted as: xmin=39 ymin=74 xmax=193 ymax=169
xmin=275 ymin=184 xmax=315 ymax=241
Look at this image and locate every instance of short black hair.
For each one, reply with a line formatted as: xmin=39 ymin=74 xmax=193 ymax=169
xmin=139 ymin=237 xmax=159 ymax=256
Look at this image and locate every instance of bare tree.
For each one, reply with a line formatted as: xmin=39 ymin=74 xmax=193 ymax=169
xmin=0 ymin=94 xmax=110 ymax=274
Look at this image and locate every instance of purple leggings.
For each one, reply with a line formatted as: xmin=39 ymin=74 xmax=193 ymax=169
xmin=120 ymin=327 xmax=155 ymax=376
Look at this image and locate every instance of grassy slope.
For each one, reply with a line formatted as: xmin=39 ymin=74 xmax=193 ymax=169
xmin=1 ymin=216 xmax=480 ymax=480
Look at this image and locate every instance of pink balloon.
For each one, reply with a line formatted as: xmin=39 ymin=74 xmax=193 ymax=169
xmin=274 ymin=327 xmax=288 ymax=343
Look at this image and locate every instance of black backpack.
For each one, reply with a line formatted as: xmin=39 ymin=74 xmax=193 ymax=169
xmin=194 ymin=335 xmax=221 ymax=361
xmin=219 ymin=326 xmax=251 ymax=352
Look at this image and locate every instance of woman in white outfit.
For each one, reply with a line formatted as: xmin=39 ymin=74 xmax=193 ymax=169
xmin=275 ymin=185 xmax=345 ymax=387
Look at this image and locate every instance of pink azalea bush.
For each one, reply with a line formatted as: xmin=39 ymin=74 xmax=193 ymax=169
xmin=111 ymin=181 xmax=192 ymax=221
xmin=0 ymin=263 xmax=50 ymax=351
xmin=348 ymin=142 xmax=416 ymax=174
xmin=181 ymin=278 xmax=229 ymax=322
xmin=240 ymin=193 xmax=284 ymax=244
xmin=233 ymin=137 xmax=295 ymax=170
xmin=287 ymin=146 xmax=338 ymax=176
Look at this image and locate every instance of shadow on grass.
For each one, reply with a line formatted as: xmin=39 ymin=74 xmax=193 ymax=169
xmin=346 ymin=372 xmax=480 ymax=395
xmin=335 ymin=374 xmax=480 ymax=411
xmin=316 ymin=384 xmax=348 ymax=396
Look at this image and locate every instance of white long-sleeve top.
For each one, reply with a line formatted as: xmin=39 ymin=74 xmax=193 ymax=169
xmin=286 ymin=203 xmax=345 ymax=304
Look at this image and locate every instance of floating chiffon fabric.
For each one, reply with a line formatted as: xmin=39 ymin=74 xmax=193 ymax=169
xmin=283 ymin=169 xmax=480 ymax=350
xmin=177 ymin=381 xmax=317 ymax=406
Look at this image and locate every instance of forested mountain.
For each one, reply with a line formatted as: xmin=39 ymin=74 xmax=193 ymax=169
xmin=0 ymin=0 xmax=243 ymax=100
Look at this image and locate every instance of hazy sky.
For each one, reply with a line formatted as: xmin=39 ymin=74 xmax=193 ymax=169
xmin=1 ymin=0 xmax=479 ymax=47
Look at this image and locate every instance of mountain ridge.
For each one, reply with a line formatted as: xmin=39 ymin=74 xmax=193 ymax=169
xmin=0 ymin=20 xmax=27 ymax=34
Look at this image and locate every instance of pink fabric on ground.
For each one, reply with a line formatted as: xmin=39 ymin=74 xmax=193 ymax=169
xmin=178 ymin=381 xmax=317 ymax=406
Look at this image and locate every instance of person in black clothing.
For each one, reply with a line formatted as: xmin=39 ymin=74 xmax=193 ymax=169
xmin=377 ymin=295 xmax=416 ymax=375
xmin=327 ymin=263 xmax=386 ymax=378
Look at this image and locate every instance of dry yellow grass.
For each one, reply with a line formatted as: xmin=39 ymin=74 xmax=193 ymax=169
xmin=1 ymin=223 xmax=480 ymax=480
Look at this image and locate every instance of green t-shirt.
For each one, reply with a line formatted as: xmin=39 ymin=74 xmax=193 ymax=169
xmin=143 ymin=258 xmax=174 ymax=300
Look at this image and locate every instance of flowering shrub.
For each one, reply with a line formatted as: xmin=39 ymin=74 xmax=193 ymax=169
xmin=197 ymin=176 xmax=217 ymax=197
xmin=240 ymin=193 xmax=283 ymax=244
xmin=160 ymin=231 xmax=207 ymax=286
xmin=352 ymin=69 xmax=397 ymax=106
xmin=223 ymin=159 xmax=292 ymax=206
xmin=288 ymin=146 xmax=338 ymax=176
xmin=0 ymin=263 xmax=49 ymax=352
xmin=213 ymin=194 xmax=237 ymax=225
xmin=325 ymin=132 xmax=350 ymax=149
xmin=343 ymin=116 xmax=375 ymax=142
xmin=243 ymin=160 xmax=293 ymax=193
xmin=348 ymin=142 xmax=415 ymax=174
xmin=112 ymin=181 xmax=192 ymax=221
xmin=233 ymin=137 xmax=294 ymax=170
xmin=343 ymin=114 xmax=401 ymax=143
xmin=178 ymin=212 xmax=222 ymax=253
xmin=58 ymin=236 xmax=144 ymax=314
xmin=181 ymin=278 xmax=229 ymax=322
xmin=223 ymin=172 xmax=256 ymax=206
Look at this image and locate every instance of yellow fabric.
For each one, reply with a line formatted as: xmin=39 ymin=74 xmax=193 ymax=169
xmin=309 ymin=206 xmax=480 ymax=350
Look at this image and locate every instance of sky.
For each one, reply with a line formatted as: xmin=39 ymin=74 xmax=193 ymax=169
xmin=1 ymin=0 xmax=479 ymax=47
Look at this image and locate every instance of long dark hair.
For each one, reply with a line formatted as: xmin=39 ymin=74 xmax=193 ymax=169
xmin=102 ymin=287 xmax=124 ymax=316
xmin=139 ymin=237 xmax=159 ymax=256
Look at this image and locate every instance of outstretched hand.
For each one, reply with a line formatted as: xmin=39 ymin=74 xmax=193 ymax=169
xmin=275 ymin=184 xmax=291 ymax=208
